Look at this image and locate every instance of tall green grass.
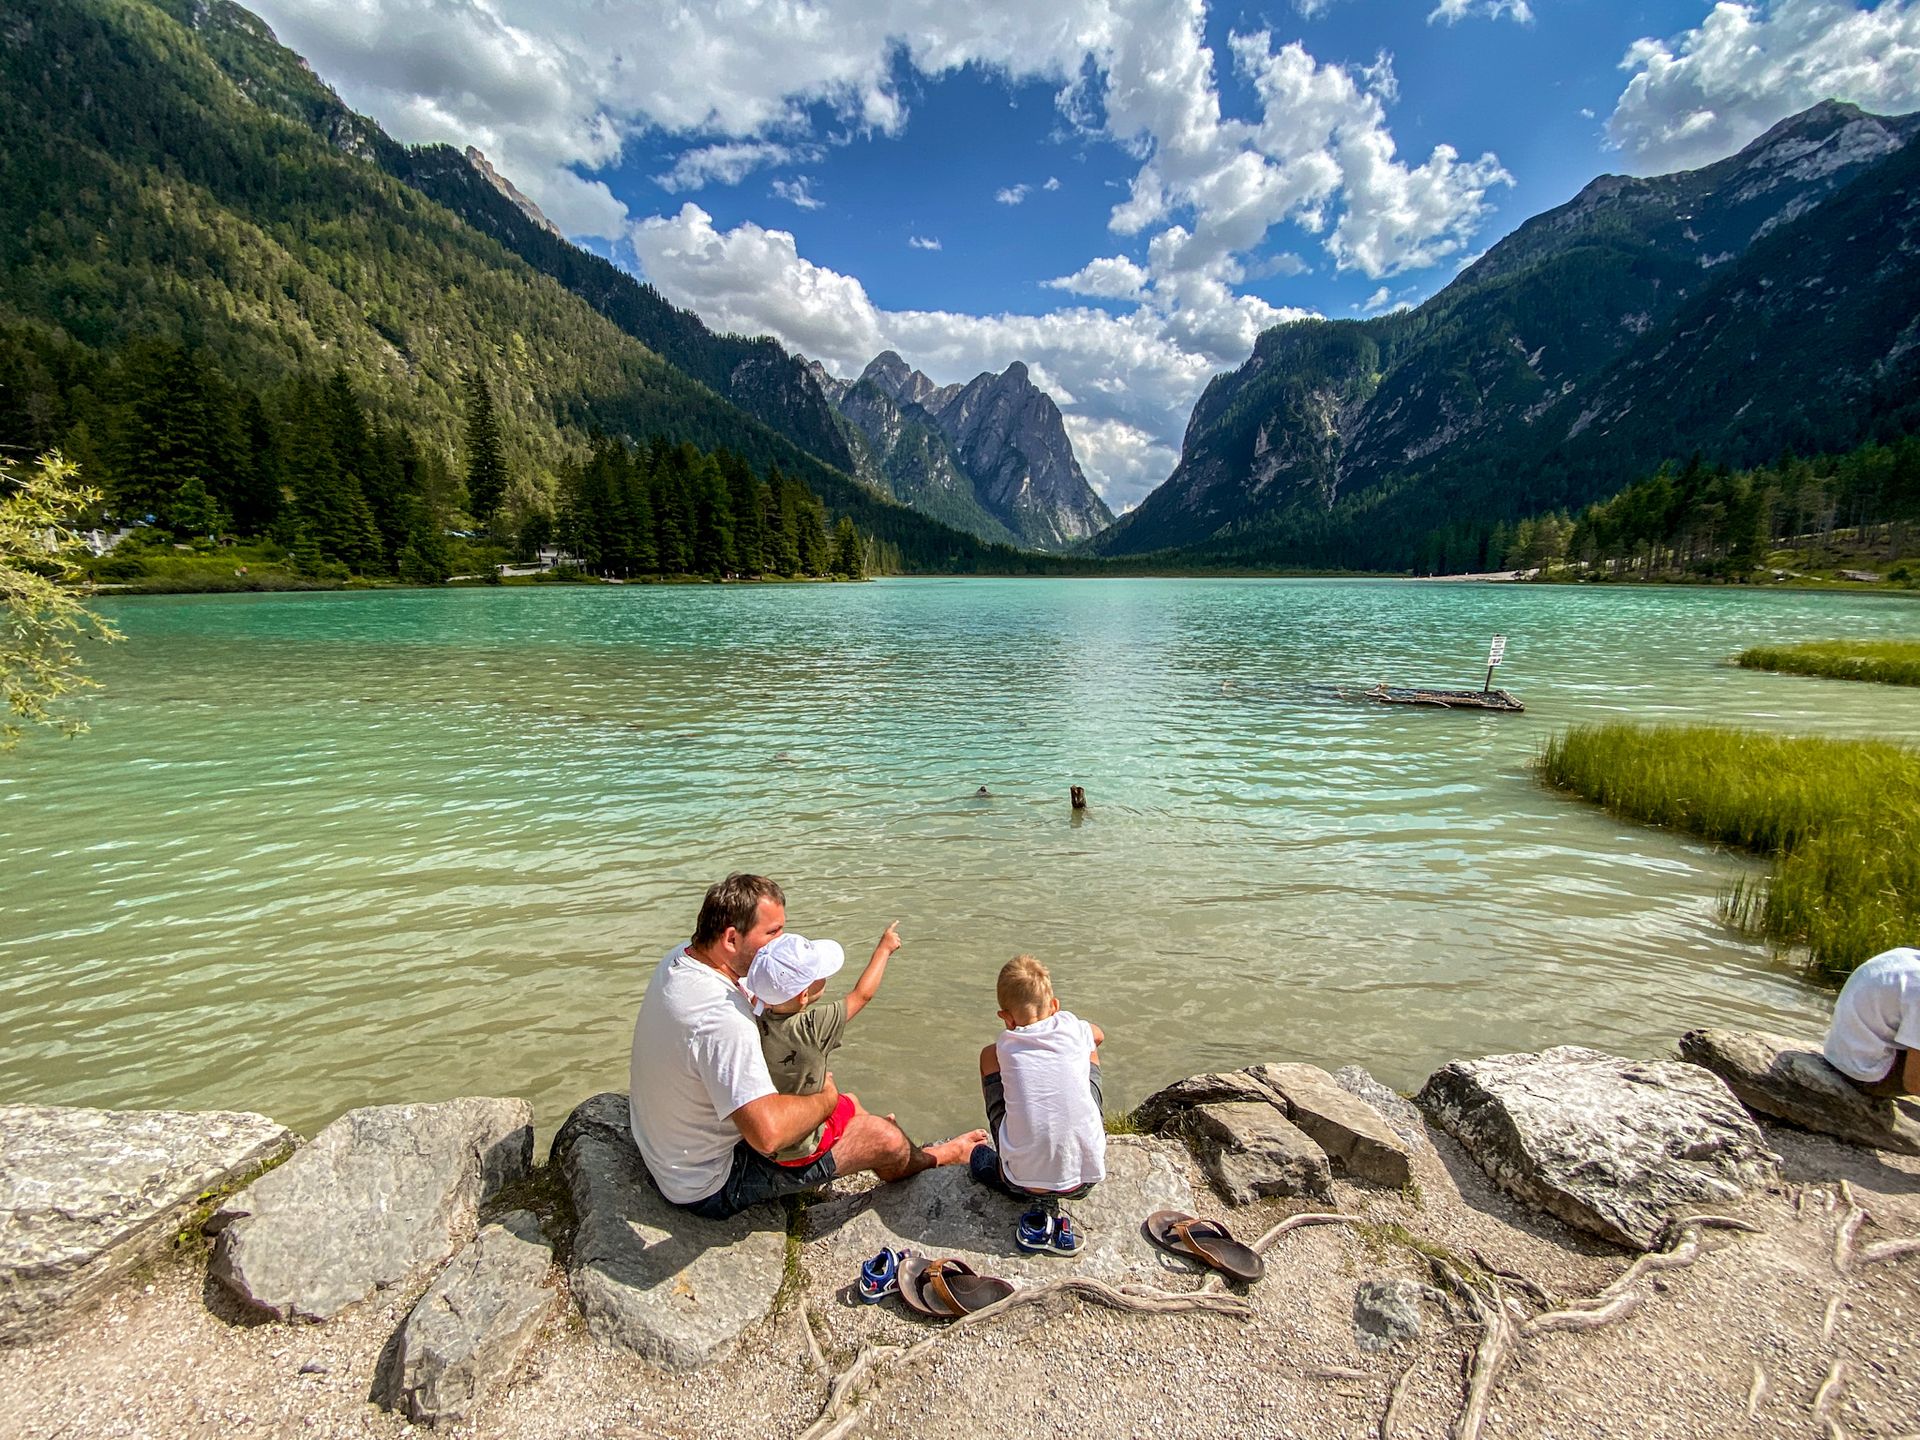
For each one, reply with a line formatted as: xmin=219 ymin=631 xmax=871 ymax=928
xmin=1538 ymin=723 xmax=1920 ymax=976
xmin=1736 ymin=639 xmax=1920 ymax=688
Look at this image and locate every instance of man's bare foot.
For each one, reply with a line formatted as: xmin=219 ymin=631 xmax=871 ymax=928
xmin=924 ymin=1129 xmax=991 ymax=1166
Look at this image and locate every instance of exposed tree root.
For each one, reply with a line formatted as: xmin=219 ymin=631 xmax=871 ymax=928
xmin=1822 ymin=1296 xmax=1841 ymax=1343
xmin=1858 ymin=1236 xmax=1920 ymax=1266
xmin=1470 ymin=1249 xmax=1557 ymax=1309
xmin=795 ymin=1277 xmax=1253 ymax=1440
xmin=1834 ymin=1181 xmax=1869 ymax=1273
xmin=799 ymin=1304 xmax=829 ymax=1378
xmin=1813 ymin=1359 xmax=1847 ymax=1423
xmin=1746 ymin=1362 xmax=1770 ymax=1420
xmin=1380 ymin=1357 xmax=1417 ymax=1440
xmin=1522 ymin=1288 xmax=1642 ymax=1336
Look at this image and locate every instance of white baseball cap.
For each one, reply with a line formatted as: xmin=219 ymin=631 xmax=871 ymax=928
xmin=745 ymin=933 xmax=845 ymax=1006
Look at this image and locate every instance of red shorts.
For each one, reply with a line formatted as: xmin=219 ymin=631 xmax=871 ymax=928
xmin=777 ymin=1094 xmax=855 ymax=1167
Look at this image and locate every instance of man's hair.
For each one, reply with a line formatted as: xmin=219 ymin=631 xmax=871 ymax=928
xmin=996 ymin=954 xmax=1053 ymax=1018
xmin=692 ymin=873 xmax=785 ymax=946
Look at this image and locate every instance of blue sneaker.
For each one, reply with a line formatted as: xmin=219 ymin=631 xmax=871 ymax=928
xmin=857 ymin=1246 xmax=909 ymax=1303
xmin=1015 ymin=1208 xmax=1054 ymax=1253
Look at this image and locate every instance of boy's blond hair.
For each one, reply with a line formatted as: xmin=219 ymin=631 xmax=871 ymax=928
xmin=996 ymin=954 xmax=1054 ymax=1021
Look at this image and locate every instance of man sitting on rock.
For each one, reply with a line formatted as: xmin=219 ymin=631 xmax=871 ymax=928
xmin=1825 ymin=946 xmax=1920 ymax=1098
xmin=629 ymin=872 xmax=986 ymax=1220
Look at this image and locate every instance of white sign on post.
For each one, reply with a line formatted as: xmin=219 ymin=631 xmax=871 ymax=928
xmin=1487 ymin=634 xmax=1507 ymax=668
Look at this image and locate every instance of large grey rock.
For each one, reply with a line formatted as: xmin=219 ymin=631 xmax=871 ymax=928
xmin=1179 ymin=1102 xmax=1333 ymax=1206
xmin=0 ymin=1104 xmax=294 ymax=1344
xmin=551 ymin=1093 xmax=785 ymax=1370
xmin=210 ymin=1097 xmax=533 ymax=1321
xmin=1353 ymin=1276 xmax=1425 ymax=1352
xmin=1250 ymin=1063 xmax=1414 ymax=1188
xmin=1678 ymin=1029 xmax=1920 ymax=1156
xmin=1418 ymin=1047 xmax=1780 ymax=1250
xmin=1333 ymin=1066 xmax=1431 ymax=1152
xmin=375 ymin=1209 xmax=555 ymax=1425
xmin=807 ymin=1135 xmax=1195 ymax=1284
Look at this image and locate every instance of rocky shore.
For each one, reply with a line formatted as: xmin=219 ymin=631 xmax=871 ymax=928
xmin=2 ymin=1032 xmax=1916 ymax=1438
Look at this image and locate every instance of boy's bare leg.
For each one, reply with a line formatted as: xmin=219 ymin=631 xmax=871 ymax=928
xmin=828 ymin=1112 xmax=989 ymax=1184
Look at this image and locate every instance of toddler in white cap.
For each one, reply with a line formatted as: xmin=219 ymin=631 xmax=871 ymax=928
xmin=745 ymin=922 xmax=903 ymax=1166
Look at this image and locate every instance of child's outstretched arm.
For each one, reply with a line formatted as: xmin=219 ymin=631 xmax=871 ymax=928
xmin=843 ymin=922 xmax=902 ymax=1020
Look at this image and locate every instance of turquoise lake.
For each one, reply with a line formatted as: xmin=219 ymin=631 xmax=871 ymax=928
xmin=6 ymin=578 xmax=1920 ymax=1141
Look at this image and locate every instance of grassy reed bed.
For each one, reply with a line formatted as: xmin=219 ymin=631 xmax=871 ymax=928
xmin=1538 ymin=723 xmax=1920 ymax=976
xmin=1736 ymin=639 xmax=1920 ymax=687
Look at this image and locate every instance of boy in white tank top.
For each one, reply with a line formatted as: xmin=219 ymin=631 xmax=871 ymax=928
xmin=969 ymin=954 xmax=1107 ymax=1255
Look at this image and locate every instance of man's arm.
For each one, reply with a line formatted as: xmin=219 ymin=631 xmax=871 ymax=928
xmin=1901 ymin=1047 xmax=1920 ymax=1097
xmin=844 ymin=922 xmax=901 ymax=1021
xmin=730 ymin=1078 xmax=840 ymax=1156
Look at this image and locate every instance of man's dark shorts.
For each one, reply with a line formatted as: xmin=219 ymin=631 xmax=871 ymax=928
xmin=679 ymin=1140 xmax=838 ymax=1222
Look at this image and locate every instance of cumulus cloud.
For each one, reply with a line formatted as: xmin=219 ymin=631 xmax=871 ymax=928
xmin=1608 ymin=0 xmax=1920 ymax=173
xmin=249 ymin=0 xmax=1511 ymax=500
xmin=656 ymin=141 xmax=815 ymax=193
xmin=1356 ymin=286 xmax=1391 ymax=311
xmin=771 ymin=176 xmax=825 ymax=209
xmin=908 ymin=234 xmax=943 ymax=250
xmin=1429 ymin=0 xmax=1533 ymax=24
xmin=624 ymin=204 xmax=1299 ymax=509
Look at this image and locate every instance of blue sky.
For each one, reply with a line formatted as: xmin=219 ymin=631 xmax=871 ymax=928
xmin=252 ymin=0 xmax=1920 ymax=507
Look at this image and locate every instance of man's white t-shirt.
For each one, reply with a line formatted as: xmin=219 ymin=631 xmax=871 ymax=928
xmin=1824 ymin=947 xmax=1920 ymax=1082
xmin=994 ymin=1009 xmax=1106 ymax=1192
xmin=629 ymin=944 xmax=776 ymax=1205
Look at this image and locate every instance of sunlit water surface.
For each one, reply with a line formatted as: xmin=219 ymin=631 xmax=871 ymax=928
xmin=7 ymin=578 xmax=1920 ymax=1140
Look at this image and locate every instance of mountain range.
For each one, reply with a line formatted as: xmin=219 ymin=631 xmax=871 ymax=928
xmin=0 ymin=0 xmax=1065 ymax=573
xmin=808 ymin=352 xmax=1114 ymax=551
xmin=1094 ymin=100 xmax=1920 ymax=570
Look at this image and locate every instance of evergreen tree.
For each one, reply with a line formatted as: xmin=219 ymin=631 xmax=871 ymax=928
xmin=831 ymin=516 xmax=863 ymax=577
xmin=463 ymin=370 xmax=508 ymax=529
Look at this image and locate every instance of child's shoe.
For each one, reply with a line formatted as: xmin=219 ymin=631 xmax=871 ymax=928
xmin=1014 ymin=1208 xmax=1054 ymax=1253
xmin=857 ymin=1246 xmax=909 ymax=1303
xmin=1048 ymin=1211 xmax=1084 ymax=1256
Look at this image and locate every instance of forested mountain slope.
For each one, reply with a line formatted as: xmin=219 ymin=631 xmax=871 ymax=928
xmin=1095 ymin=102 xmax=1920 ymax=571
xmin=0 ymin=0 xmax=1020 ymax=571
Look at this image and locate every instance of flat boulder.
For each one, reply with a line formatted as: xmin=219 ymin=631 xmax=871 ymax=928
xmin=1679 ymin=1029 xmax=1920 ymax=1155
xmin=1179 ymin=1102 xmax=1332 ymax=1206
xmin=551 ymin=1093 xmax=785 ymax=1370
xmin=210 ymin=1097 xmax=533 ymax=1321
xmin=1250 ymin=1063 xmax=1414 ymax=1188
xmin=807 ymin=1135 xmax=1195 ymax=1283
xmin=374 ymin=1209 xmax=556 ymax=1426
xmin=0 ymin=1104 xmax=294 ymax=1344
xmin=1418 ymin=1047 xmax=1779 ymax=1250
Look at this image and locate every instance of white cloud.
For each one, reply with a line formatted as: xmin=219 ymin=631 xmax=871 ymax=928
xmin=771 ymin=176 xmax=825 ymax=209
xmin=247 ymin=0 xmax=1510 ymax=500
xmin=1428 ymin=0 xmax=1533 ymax=24
xmin=655 ymin=141 xmax=812 ymax=192
xmin=1608 ymin=0 xmax=1920 ymax=173
xmin=908 ymin=234 xmax=943 ymax=250
xmin=1356 ymin=286 xmax=1391 ymax=311
xmin=1045 ymin=255 xmax=1151 ymax=300
xmin=624 ymin=204 xmax=1304 ymax=509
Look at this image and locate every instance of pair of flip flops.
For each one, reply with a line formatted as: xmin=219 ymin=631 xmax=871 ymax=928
xmin=1144 ymin=1210 xmax=1266 ymax=1283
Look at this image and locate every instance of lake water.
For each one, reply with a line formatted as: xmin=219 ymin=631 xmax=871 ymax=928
xmin=6 ymin=578 xmax=1920 ymax=1142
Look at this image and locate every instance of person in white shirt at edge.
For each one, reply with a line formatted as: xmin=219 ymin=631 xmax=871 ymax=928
xmin=629 ymin=873 xmax=987 ymax=1221
xmin=1824 ymin=946 xmax=1920 ymax=1099
xmin=969 ymin=953 xmax=1106 ymax=1255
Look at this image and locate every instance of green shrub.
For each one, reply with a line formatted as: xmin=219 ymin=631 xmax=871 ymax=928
xmin=1538 ymin=723 xmax=1920 ymax=975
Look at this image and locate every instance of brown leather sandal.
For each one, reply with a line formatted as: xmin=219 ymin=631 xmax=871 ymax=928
xmin=1144 ymin=1209 xmax=1266 ymax=1283
xmin=898 ymin=1256 xmax=1016 ymax=1317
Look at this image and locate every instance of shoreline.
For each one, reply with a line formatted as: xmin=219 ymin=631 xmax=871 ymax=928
xmin=2 ymin=1039 xmax=1916 ymax=1438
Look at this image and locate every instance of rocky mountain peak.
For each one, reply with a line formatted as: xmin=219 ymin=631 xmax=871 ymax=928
xmin=463 ymin=148 xmax=562 ymax=239
xmin=856 ymin=350 xmax=941 ymax=407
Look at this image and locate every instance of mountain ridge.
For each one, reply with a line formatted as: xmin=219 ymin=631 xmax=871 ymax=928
xmin=1095 ymin=100 xmax=1920 ymax=569
xmin=811 ymin=350 xmax=1114 ymax=550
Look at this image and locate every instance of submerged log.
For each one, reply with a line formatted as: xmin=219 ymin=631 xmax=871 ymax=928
xmin=1362 ymin=684 xmax=1525 ymax=713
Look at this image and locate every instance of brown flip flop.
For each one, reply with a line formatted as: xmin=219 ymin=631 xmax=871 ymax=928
xmin=1144 ymin=1210 xmax=1266 ymax=1284
xmin=897 ymin=1256 xmax=1015 ymax=1317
